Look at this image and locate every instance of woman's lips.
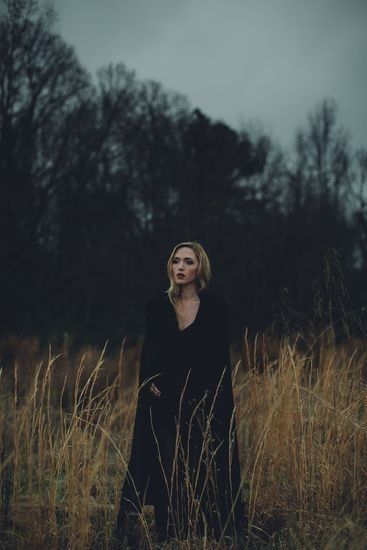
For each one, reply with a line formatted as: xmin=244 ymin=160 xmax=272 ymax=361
xmin=177 ymin=274 xmax=185 ymax=278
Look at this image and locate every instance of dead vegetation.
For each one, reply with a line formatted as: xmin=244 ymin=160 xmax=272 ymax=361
xmin=0 ymin=332 xmax=366 ymax=548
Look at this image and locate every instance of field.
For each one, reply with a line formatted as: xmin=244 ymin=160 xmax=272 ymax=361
xmin=0 ymin=330 xmax=366 ymax=549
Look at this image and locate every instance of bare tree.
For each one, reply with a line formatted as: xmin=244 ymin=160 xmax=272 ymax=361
xmin=0 ymin=0 xmax=90 ymax=260
xmin=293 ymin=98 xmax=351 ymax=209
xmin=0 ymin=0 xmax=92 ymax=330
xmin=283 ymin=98 xmax=355 ymax=313
xmin=350 ymin=149 xmax=367 ymax=266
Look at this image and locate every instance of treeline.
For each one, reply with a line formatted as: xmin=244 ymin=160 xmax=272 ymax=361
xmin=1 ymin=0 xmax=366 ymax=344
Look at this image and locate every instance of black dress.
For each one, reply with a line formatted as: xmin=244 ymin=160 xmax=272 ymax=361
xmin=117 ymin=288 xmax=244 ymax=541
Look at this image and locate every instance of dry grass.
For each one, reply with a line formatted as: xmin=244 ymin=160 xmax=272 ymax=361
xmin=0 ymin=331 xmax=367 ymax=548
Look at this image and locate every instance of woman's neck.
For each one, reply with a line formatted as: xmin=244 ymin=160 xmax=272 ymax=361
xmin=179 ymin=283 xmax=199 ymax=302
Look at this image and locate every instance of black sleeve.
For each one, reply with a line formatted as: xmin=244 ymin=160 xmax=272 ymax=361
xmin=216 ymin=296 xmax=232 ymax=375
xmin=138 ymin=299 xmax=158 ymax=386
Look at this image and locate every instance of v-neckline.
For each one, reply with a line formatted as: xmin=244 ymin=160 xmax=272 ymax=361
xmin=169 ymin=290 xmax=205 ymax=333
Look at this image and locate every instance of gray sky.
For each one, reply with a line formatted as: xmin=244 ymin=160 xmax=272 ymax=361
xmin=54 ymin=0 xmax=367 ymax=151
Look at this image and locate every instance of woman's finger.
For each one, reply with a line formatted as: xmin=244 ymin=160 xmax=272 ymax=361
xmin=150 ymin=382 xmax=161 ymax=397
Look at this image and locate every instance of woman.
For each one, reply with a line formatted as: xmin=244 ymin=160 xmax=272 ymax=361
xmin=117 ymin=241 xmax=244 ymax=544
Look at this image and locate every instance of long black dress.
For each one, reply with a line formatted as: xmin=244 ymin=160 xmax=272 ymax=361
xmin=117 ymin=287 xmax=244 ymax=540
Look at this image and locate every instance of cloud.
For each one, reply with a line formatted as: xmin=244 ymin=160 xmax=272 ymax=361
xmin=54 ymin=0 xmax=367 ymax=148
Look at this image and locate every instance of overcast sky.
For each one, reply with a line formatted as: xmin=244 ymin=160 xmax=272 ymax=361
xmin=54 ymin=0 xmax=367 ymax=151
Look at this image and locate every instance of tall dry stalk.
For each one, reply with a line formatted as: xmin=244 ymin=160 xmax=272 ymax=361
xmin=238 ymin=333 xmax=367 ymax=545
xmin=0 ymin=334 xmax=366 ymax=548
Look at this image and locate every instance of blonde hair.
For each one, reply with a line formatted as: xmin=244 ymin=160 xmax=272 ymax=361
xmin=165 ymin=241 xmax=211 ymax=306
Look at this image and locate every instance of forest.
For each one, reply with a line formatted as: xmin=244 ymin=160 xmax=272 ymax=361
xmin=1 ymin=0 xmax=366 ymax=347
xmin=1 ymin=1 xmax=367 ymax=548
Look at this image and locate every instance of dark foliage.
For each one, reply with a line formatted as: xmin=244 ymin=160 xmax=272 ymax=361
xmin=0 ymin=0 xmax=365 ymax=345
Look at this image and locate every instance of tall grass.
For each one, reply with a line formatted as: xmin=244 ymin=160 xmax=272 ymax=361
xmin=0 ymin=332 xmax=367 ymax=548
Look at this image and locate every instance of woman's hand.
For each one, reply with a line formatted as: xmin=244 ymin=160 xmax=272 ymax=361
xmin=149 ymin=382 xmax=161 ymax=398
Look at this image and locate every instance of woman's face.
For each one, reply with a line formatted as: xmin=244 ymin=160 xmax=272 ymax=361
xmin=171 ymin=247 xmax=199 ymax=286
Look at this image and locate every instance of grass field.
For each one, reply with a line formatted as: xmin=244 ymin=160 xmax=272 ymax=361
xmin=0 ymin=330 xmax=366 ymax=548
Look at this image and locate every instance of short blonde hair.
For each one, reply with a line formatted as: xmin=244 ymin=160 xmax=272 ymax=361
xmin=165 ymin=241 xmax=211 ymax=305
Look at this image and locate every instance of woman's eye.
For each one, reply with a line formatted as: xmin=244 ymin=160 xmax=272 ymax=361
xmin=172 ymin=258 xmax=194 ymax=265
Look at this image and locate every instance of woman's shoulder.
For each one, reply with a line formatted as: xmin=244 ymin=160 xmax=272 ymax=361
xmin=201 ymin=287 xmax=228 ymax=308
xmin=144 ymin=288 xmax=228 ymax=310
